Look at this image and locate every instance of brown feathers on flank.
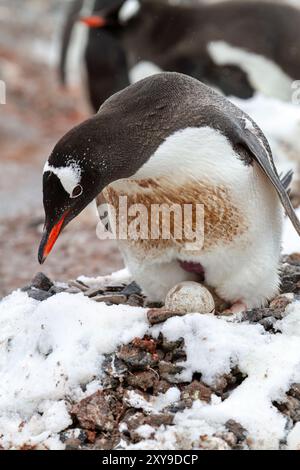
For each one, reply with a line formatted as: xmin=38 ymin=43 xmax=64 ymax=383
xmin=100 ymin=177 xmax=247 ymax=256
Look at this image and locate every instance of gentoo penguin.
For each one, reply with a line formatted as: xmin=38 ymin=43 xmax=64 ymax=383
xmin=59 ymin=0 xmax=129 ymax=111
xmin=63 ymin=0 xmax=300 ymax=110
xmin=38 ymin=73 xmax=300 ymax=311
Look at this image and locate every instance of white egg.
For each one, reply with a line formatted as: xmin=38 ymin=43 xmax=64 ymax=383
xmin=165 ymin=281 xmax=215 ymax=314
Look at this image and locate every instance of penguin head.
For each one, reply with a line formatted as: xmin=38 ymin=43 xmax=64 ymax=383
xmin=38 ymin=115 xmax=126 ymax=264
xmin=38 ymin=72 xmax=193 ymax=264
xmin=79 ymin=0 xmax=141 ymax=31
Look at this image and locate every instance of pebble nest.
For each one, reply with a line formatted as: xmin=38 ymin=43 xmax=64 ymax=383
xmin=16 ymin=254 xmax=300 ymax=450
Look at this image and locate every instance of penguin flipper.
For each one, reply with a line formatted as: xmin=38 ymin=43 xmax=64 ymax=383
xmin=235 ymin=123 xmax=300 ymax=236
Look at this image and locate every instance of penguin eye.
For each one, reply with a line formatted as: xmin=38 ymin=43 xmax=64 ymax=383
xmin=71 ymin=184 xmax=83 ymax=198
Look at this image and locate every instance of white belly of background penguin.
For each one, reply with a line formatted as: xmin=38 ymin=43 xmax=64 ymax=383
xmin=38 ymin=72 xmax=300 ymax=311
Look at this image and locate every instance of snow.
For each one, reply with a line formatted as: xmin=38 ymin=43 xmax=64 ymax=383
xmin=0 ymin=289 xmax=147 ymax=449
xmin=287 ymin=423 xmax=300 ymax=450
xmin=78 ymin=268 xmax=132 ymax=288
xmin=136 ymin=424 xmax=155 ymax=439
xmin=129 ymin=308 xmax=300 ymax=450
xmin=125 ymin=387 xmax=181 ymax=415
xmin=2 ymin=281 xmax=300 ymax=449
xmin=128 ymin=403 xmax=227 ymax=450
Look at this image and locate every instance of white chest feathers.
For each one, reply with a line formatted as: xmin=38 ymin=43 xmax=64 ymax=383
xmin=134 ymin=126 xmax=251 ymax=190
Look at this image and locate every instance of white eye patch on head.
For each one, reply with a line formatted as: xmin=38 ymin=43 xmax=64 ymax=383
xmin=44 ymin=161 xmax=82 ymax=196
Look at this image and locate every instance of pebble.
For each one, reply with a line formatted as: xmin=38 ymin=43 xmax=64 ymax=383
xmin=147 ymin=308 xmax=186 ymax=325
xmin=165 ymin=281 xmax=215 ymax=314
xmin=60 ymin=428 xmax=87 ymax=444
xmin=93 ymin=294 xmax=127 ymax=305
xmin=27 ymin=288 xmax=53 ymax=302
xmin=181 ymin=380 xmax=212 ymax=404
xmin=121 ymin=281 xmax=142 ymax=297
xmin=225 ymin=420 xmax=247 ymax=442
xmin=71 ymin=390 xmax=118 ymax=432
xmin=84 ymin=287 xmax=105 ymax=297
xmin=126 ymin=370 xmax=159 ymax=391
xmin=30 ymin=272 xmax=53 ymax=291
xmin=69 ymin=280 xmax=89 ymax=292
xmin=117 ymin=344 xmax=158 ymax=370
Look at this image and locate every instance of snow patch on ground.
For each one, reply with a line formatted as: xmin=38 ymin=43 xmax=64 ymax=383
xmin=78 ymin=268 xmax=132 ymax=288
xmin=2 ymin=281 xmax=300 ymax=449
xmin=0 ymin=289 xmax=147 ymax=449
xmin=136 ymin=310 xmax=300 ymax=450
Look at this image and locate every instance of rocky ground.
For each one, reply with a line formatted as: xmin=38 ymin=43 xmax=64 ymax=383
xmin=10 ymin=253 xmax=300 ymax=450
xmin=0 ymin=0 xmax=123 ymax=297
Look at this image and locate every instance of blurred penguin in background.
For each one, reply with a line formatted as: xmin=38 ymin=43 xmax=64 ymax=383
xmin=59 ymin=0 xmax=129 ymax=111
xmin=60 ymin=0 xmax=300 ymax=111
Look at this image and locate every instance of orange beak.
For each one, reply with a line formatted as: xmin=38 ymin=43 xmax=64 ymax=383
xmin=79 ymin=15 xmax=107 ymax=28
xmin=38 ymin=212 xmax=68 ymax=264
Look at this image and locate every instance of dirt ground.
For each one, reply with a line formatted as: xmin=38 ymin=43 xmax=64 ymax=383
xmin=0 ymin=0 xmax=122 ymax=297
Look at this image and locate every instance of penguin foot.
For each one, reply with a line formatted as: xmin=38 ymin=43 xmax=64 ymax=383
xmin=222 ymin=301 xmax=247 ymax=316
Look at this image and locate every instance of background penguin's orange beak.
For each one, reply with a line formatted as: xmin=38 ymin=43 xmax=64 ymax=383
xmin=79 ymin=15 xmax=107 ymax=28
xmin=38 ymin=211 xmax=68 ymax=264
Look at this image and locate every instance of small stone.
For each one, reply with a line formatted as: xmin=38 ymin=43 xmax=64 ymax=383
xmin=241 ymin=308 xmax=267 ymax=323
xmin=86 ymin=430 xmax=96 ymax=443
xmin=147 ymin=308 xmax=186 ymax=325
xmin=158 ymin=361 xmax=184 ymax=380
xmin=69 ymin=280 xmax=89 ymax=292
xmin=215 ymin=431 xmax=237 ymax=448
xmin=131 ymin=337 xmax=157 ymax=354
xmin=154 ymin=380 xmax=172 ymax=394
xmin=117 ymin=344 xmax=158 ymax=370
xmin=181 ymin=380 xmax=212 ymax=404
xmin=60 ymin=428 xmax=87 ymax=444
xmin=199 ymin=435 xmax=231 ymax=450
xmin=27 ymin=288 xmax=53 ymax=301
xmin=126 ymin=370 xmax=159 ymax=391
xmin=259 ymin=316 xmax=276 ymax=331
xmin=165 ymin=281 xmax=215 ymax=314
xmin=278 ymin=396 xmax=300 ymax=422
xmin=93 ymin=294 xmax=127 ymax=305
xmin=121 ymin=282 xmax=142 ymax=297
xmin=225 ymin=420 xmax=247 ymax=441
xmin=104 ymin=285 xmax=126 ymax=292
xmin=164 ymin=400 xmax=187 ymax=413
xmin=160 ymin=335 xmax=184 ymax=352
xmin=269 ymin=294 xmax=293 ymax=312
xmin=84 ymin=287 xmax=105 ymax=297
xmin=103 ymin=354 xmax=128 ymax=378
xmin=30 ymin=272 xmax=53 ymax=291
xmin=127 ymin=294 xmax=145 ymax=307
xmin=71 ymin=391 xmax=116 ymax=432
xmin=49 ymin=285 xmax=67 ymax=295
xmin=289 ymin=383 xmax=300 ymax=400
